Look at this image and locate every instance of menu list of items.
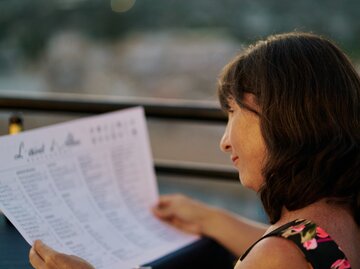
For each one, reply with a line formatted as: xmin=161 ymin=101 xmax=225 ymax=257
xmin=0 ymin=107 xmax=198 ymax=269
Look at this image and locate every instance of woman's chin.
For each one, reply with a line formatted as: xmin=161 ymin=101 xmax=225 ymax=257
xmin=239 ymin=174 xmax=262 ymax=192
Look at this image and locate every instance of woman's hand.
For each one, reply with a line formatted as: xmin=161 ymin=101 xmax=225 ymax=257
xmin=153 ymin=194 xmax=268 ymax=256
xmin=29 ymin=240 xmax=95 ymax=269
xmin=152 ymin=194 xmax=217 ymax=235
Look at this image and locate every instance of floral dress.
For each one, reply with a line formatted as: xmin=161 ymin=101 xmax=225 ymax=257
xmin=239 ymin=219 xmax=351 ymax=269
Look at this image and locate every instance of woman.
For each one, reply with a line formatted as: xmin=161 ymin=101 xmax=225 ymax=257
xmin=29 ymin=32 xmax=360 ymax=269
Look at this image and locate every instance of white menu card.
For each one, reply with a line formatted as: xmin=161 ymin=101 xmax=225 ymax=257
xmin=0 ymin=107 xmax=198 ymax=269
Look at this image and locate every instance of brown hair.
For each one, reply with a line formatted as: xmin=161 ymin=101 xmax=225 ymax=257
xmin=218 ymin=32 xmax=360 ymax=225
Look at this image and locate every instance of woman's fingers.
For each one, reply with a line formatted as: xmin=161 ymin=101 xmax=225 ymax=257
xmin=152 ymin=204 xmax=174 ymax=219
xmin=30 ymin=240 xmax=96 ymax=269
xmin=171 ymin=218 xmax=201 ymax=234
xmin=152 ymin=194 xmax=183 ymax=218
xmin=33 ymin=240 xmax=59 ymax=265
xmin=156 ymin=194 xmax=182 ymax=207
xmin=153 ymin=194 xmax=203 ymax=234
xmin=34 ymin=240 xmax=51 ymax=257
xmin=29 ymin=246 xmax=47 ymax=269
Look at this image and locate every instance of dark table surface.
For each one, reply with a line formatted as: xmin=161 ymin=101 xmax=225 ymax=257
xmin=0 ymin=214 xmax=235 ymax=269
xmin=0 ymin=215 xmax=32 ymax=269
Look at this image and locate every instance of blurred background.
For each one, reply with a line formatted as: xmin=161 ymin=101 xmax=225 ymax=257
xmin=1 ymin=0 xmax=360 ymax=97
xmin=1 ymin=0 xmax=359 ymax=222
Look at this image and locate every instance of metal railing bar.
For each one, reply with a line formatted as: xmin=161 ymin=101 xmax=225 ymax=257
xmin=0 ymin=91 xmax=227 ymax=123
xmin=155 ymin=159 xmax=237 ymax=180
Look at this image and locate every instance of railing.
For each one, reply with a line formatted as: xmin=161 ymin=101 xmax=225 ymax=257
xmin=0 ymin=91 xmax=237 ymax=180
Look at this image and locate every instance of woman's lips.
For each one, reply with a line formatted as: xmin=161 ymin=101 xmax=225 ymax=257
xmin=231 ymin=156 xmax=239 ymax=164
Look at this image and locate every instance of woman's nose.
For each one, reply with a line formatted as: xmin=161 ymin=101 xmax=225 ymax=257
xmin=220 ymin=126 xmax=231 ymax=152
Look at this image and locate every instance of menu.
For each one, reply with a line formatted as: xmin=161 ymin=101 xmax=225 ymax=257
xmin=0 ymin=107 xmax=198 ymax=269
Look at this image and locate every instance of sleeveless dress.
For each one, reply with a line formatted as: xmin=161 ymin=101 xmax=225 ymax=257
xmin=240 ymin=219 xmax=351 ymax=269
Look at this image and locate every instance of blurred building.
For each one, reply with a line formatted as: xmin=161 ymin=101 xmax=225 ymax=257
xmin=43 ymin=30 xmax=240 ymax=100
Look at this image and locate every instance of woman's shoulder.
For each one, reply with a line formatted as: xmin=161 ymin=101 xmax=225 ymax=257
xmin=235 ymin=234 xmax=311 ymax=269
xmin=237 ymin=219 xmax=352 ymax=269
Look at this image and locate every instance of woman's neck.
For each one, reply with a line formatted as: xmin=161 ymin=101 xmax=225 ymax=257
xmin=272 ymin=199 xmax=352 ymax=229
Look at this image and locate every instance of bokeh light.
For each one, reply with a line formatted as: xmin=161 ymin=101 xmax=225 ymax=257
xmin=111 ymin=0 xmax=136 ymax=13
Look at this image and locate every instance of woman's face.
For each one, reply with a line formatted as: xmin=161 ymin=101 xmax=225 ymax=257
xmin=220 ymin=94 xmax=266 ymax=191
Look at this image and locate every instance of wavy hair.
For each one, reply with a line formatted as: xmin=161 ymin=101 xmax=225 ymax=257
xmin=218 ymin=32 xmax=360 ymax=225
